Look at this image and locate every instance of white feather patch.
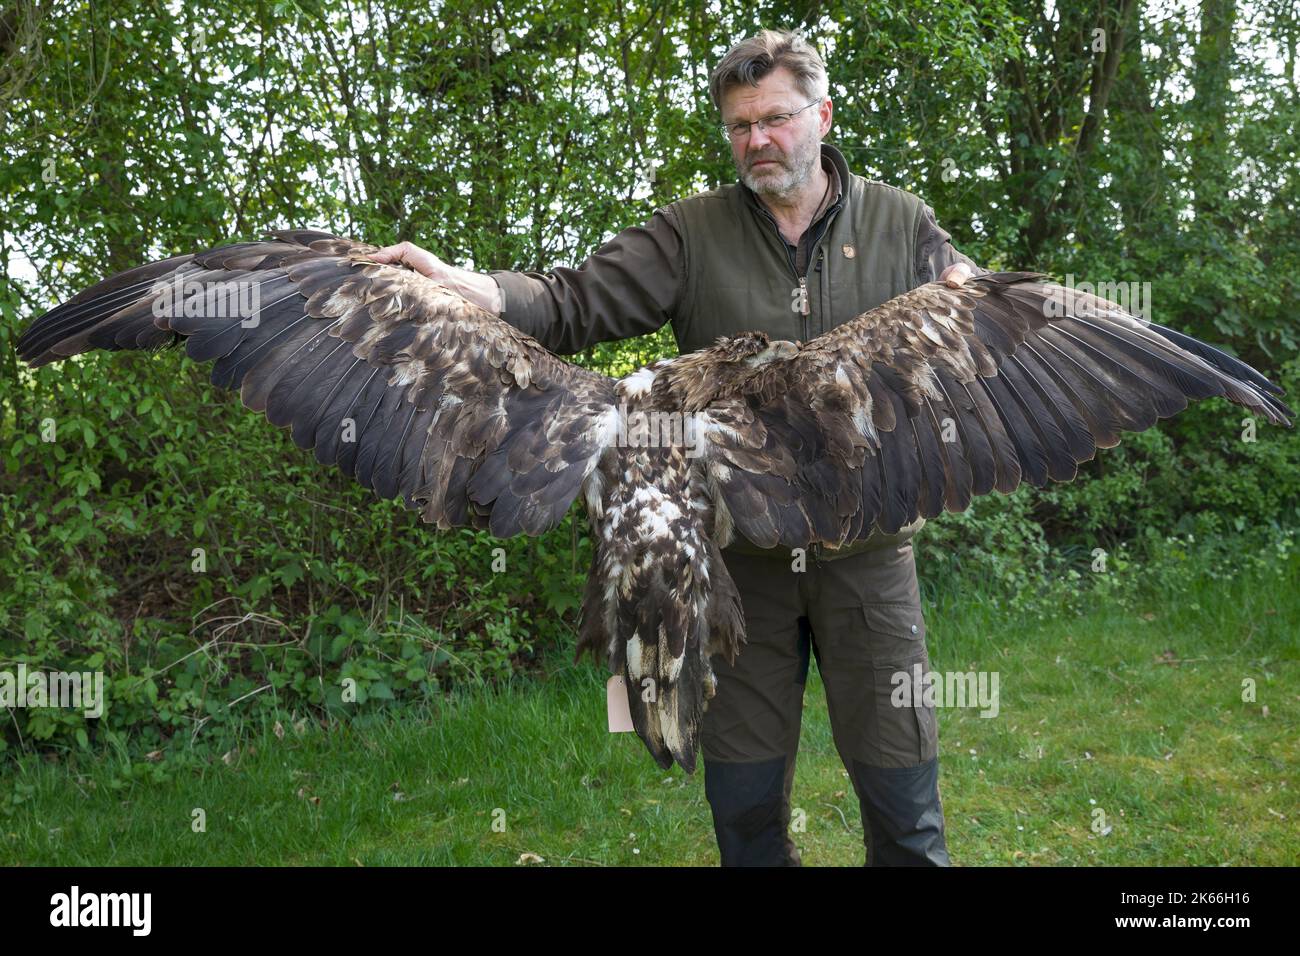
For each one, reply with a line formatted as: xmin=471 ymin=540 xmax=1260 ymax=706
xmin=618 ymin=366 xmax=657 ymax=400
xmin=582 ymin=469 xmax=605 ymax=519
xmin=854 ymin=402 xmax=879 ymax=445
xmin=918 ymin=361 xmax=944 ymax=401
xmin=661 ymin=703 xmax=685 ymax=756
xmin=626 ymin=636 xmax=643 ymax=680
xmin=592 ymin=405 xmax=621 ymax=449
xmin=666 ymin=650 xmax=684 ymax=684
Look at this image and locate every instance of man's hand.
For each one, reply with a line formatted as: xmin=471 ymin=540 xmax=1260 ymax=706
xmin=939 ymin=262 xmax=974 ymax=288
xmin=366 ymin=240 xmax=504 ymax=315
xmin=366 ymin=240 xmax=448 ymax=280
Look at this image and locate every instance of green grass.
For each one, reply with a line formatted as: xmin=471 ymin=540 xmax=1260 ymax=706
xmin=2 ymin=543 xmax=1296 ymax=866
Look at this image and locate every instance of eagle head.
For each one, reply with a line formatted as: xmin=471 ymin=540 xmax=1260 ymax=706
xmin=713 ymin=331 xmax=800 ymax=367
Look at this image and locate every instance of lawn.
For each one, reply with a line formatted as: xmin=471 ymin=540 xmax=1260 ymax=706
xmin=2 ymin=543 xmax=1296 ymax=866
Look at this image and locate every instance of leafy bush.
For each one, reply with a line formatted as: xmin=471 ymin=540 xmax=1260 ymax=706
xmin=919 ymin=355 xmax=1300 ymax=618
xmin=0 ymin=351 xmax=590 ymax=757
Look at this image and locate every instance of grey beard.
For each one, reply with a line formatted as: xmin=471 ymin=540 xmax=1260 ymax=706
xmin=740 ymin=141 xmax=819 ymax=201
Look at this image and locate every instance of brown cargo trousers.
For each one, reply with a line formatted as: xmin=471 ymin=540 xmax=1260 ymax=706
xmin=703 ymin=528 xmax=950 ymax=866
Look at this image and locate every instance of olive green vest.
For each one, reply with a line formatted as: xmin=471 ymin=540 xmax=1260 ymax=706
xmin=666 ymin=143 xmax=927 ymax=559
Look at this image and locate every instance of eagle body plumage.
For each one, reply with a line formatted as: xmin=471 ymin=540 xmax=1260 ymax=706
xmin=16 ymin=231 xmax=1293 ymax=773
xmin=577 ymin=378 xmax=747 ymax=772
xmin=579 ymin=444 xmax=726 ymax=771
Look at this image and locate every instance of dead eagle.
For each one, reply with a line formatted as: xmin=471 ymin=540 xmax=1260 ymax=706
xmin=16 ymin=230 xmax=1293 ymax=772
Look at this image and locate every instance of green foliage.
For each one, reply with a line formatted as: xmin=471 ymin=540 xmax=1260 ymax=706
xmin=1 ymin=0 xmax=1297 ymax=759
xmin=0 ymin=352 xmax=586 ymax=756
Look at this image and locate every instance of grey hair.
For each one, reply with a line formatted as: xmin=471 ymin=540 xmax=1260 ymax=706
xmin=708 ymin=28 xmax=829 ymax=113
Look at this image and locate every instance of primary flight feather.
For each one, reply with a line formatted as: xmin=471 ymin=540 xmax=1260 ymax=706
xmin=16 ymin=230 xmax=1293 ymax=772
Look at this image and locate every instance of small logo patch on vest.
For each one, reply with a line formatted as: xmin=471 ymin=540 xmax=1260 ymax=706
xmin=842 ymin=244 xmax=856 ymax=259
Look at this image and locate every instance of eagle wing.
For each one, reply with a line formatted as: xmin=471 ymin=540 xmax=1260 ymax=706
xmin=16 ymin=230 xmax=617 ymax=537
xmin=696 ymin=272 xmax=1294 ymax=550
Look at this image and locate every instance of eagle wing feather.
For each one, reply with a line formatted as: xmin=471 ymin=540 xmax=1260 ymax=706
xmin=696 ymin=272 xmax=1293 ymax=550
xmin=16 ymin=229 xmax=618 ymax=537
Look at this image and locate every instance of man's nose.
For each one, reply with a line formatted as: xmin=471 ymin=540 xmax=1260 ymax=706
xmin=748 ymin=123 xmax=774 ymax=149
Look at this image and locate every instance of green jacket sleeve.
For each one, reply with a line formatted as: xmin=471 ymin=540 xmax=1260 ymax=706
xmin=914 ymin=203 xmax=990 ymax=285
xmin=487 ymin=209 xmax=683 ymax=357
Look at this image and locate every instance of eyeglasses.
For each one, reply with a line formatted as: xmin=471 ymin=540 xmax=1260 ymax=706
xmin=720 ymin=100 xmax=820 ymax=141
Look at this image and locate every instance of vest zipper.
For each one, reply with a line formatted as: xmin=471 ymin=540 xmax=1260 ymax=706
xmin=815 ymin=248 xmax=826 ymax=335
xmin=803 ymin=217 xmax=836 ymax=338
xmin=753 ymin=197 xmax=840 ymax=341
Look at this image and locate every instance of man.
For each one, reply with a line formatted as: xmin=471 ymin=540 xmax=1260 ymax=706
xmin=369 ymin=28 xmax=984 ymax=866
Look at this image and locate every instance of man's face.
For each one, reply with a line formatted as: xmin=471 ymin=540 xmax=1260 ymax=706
xmin=720 ymin=66 xmax=831 ymax=202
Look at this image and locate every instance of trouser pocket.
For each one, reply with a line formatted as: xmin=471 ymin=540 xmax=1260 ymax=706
xmin=863 ymin=601 xmax=937 ymax=767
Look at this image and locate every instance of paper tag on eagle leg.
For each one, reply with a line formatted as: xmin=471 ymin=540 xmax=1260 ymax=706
xmin=607 ymin=676 xmax=634 ymax=733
